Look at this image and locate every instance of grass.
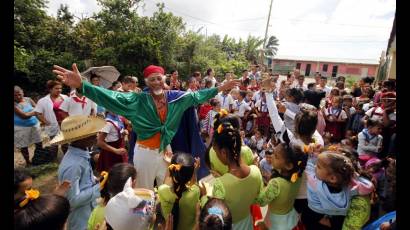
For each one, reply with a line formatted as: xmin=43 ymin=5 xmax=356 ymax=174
xmin=25 ymin=163 xmax=59 ymax=178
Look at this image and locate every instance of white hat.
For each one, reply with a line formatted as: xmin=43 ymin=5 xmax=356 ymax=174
xmin=48 ymin=115 xmax=106 ymax=146
xmin=105 ymin=178 xmax=156 ymax=230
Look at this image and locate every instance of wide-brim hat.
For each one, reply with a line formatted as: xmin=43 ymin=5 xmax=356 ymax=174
xmin=48 ymin=115 xmax=106 ymax=146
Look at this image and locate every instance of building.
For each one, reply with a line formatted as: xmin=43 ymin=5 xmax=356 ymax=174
xmin=272 ymin=55 xmax=379 ymax=78
xmin=377 ymin=13 xmax=396 ymax=82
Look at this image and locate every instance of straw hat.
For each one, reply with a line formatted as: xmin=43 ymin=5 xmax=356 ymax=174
xmin=48 ymin=115 xmax=106 ymax=146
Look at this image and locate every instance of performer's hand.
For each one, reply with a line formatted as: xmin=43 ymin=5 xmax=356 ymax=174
xmin=194 ymin=157 xmax=200 ymax=169
xmin=53 ymin=63 xmax=83 ymax=89
xmin=217 ymin=79 xmax=241 ymax=92
xmin=199 ymin=181 xmax=207 ymax=197
xmin=277 ymin=102 xmax=286 ymax=113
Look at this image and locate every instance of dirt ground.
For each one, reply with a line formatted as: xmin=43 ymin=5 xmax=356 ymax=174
xmin=14 ymin=145 xmax=61 ymax=194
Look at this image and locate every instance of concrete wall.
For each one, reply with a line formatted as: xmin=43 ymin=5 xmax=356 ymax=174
xmin=272 ymin=59 xmax=378 ymax=78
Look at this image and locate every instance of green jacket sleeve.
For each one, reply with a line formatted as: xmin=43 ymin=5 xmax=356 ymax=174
xmin=82 ymin=81 xmax=140 ymax=118
xmin=254 ymin=178 xmax=281 ymax=206
xmin=176 ymin=88 xmax=218 ymax=111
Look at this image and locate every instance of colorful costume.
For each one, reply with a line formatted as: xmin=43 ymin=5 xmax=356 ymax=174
xmin=82 ymin=81 xmax=217 ymax=189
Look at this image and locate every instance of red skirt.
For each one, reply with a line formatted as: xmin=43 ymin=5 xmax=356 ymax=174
xmin=97 ymin=138 xmax=127 ymax=172
xmin=256 ymin=112 xmax=270 ymax=127
xmin=325 ymin=121 xmax=344 ymax=142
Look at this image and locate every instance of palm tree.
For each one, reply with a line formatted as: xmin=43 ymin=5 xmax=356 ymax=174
xmin=244 ymin=36 xmax=264 ymax=63
xmin=264 ymin=36 xmax=279 ymax=58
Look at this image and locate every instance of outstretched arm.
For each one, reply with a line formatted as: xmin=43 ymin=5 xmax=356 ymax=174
xmin=53 ymin=64 xmax=140 ymax=118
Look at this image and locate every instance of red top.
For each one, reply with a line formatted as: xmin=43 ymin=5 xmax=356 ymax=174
xmin=198 ymin=104 xmax=213 ymax=120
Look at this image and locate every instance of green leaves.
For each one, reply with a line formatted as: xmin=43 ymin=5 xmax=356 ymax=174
xmin=14 ymin=0 xmax=279 ymax=93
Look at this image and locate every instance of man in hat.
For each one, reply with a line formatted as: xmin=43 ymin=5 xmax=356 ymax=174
xmin=53 ymin=64 xmax=239 ymax=189
xmin=53 ymin=115 xmax=106 ymax=230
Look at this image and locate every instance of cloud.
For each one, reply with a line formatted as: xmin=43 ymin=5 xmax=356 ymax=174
xmin=46 ymin=0 xmax=395 ymax=59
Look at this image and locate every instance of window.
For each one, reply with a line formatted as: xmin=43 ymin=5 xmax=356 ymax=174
xmin=296 ymin=63 xmax=301 ymax=69
xmin=322 ymin=64 xmax=328 ymax=72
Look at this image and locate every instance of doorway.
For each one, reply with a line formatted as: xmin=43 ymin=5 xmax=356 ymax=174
xmin=332 ymin=65 xmax=338 ymax=77
xmin=305 ymin=64 xmax=311 ymax=76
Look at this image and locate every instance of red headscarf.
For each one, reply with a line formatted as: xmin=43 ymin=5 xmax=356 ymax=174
xmin=143 ymin=65 xmax=165 ymax=78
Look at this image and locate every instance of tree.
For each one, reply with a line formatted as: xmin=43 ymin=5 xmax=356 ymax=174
xmin=244 ymin=36 xmax=264 ymax=63
xmin=264 ymin=36 xmax=279 ymax=57
xmin=57 ymin=4 xmax=74 ymax=25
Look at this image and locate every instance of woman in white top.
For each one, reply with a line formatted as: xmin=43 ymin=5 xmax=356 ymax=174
xmin=34 ymin=80 xmax=68 ymax=138
xmin=203 ymin=68 xmax=217 ymax=88
xmin=33 ymin=80 xmax=68 ymax=164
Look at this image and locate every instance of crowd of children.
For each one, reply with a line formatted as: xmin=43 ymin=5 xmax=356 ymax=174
xmin=14 ymin=66 xmax=396 ymax=229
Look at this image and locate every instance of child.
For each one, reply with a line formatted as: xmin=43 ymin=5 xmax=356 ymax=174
xmin=326 ymin=88 xmax=340 ymax=108
xmin=200 ymin=121 xmax=264 ymax=229
xmin=255 ymin=140 xmax=308 ymax=230
xmin=87 ymin=163 xmax=137 ymax=230
xmin=158 ymin=153 xmax=200 ymax=230
xmin=53 ymin=115 xmax=106 ymax=230
xmin=245 ymin=114 xmax=257 ymax=134
xmin=324 ymin=96 xmax=348 ymax=142
xmin=202 ymin=99 xmax=221 ymax=138
xmin=255 ymin=92 xmax=271 ymax=136
xmin=14 ymin=190 xmax=70 ymax=230
xmin=207 ymin=115 xmax=256 ymax=177
xmin=259 ymin=149 xmax=273 ymax=184
xmin=234 ymin=90 xmax=252 ymax=127
xmin=342 ymin=95 xmax=356 ymax=119
xmin=302 ymin=150 xmax=374 ymax=230
xmin=14 ymin=169 xmax=33 ymax=202
xmin=357 ymin=118 xmax=383 ymax=166
xmin=283 ymin=88 xmax=304 ymax=133
xmin=97 ymin=111 xmax=128 ymax=172
xmin=346 ymin=101 xmax=366 ymax=137
xmin=199 ymin=198 xmax=233 ymax=230
xmin=250 ymin=129 xmax=267 ymax=155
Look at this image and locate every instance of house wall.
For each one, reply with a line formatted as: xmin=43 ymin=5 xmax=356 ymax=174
xmin=272 ymin=59 xmax=378 ymax=78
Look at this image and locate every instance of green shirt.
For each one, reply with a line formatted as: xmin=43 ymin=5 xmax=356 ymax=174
xmin=209 ymin=145 xmax=254 ymax=176
xmin=158 ymin=184 xmax=200 ymax=230
xmin=82 ymin=82 xmax=218 ymax=151
xmin=87 ymin=204 xmax=105 ymax=230
xmin=211 ymin=165 xmax=264 ymax=223
xmin=255 ymin=177 xmax=301 ymax=215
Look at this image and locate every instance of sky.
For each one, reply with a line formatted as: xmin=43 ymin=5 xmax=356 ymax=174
xmin=46 ymin=0 xmax=395 ymax=60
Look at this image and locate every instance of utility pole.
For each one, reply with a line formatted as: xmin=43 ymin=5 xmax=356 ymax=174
xmin=261 ymin=0 xmax=274 ymax=66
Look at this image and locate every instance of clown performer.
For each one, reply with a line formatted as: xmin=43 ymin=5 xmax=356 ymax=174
xmin=53 ymin=64 xmax=240 ymax=190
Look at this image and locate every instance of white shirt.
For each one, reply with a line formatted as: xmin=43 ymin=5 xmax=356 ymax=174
xmin=365 ymin=106 xmax=384 ymax=122
xmin=255 ymin=99 xmax=268 ymax=112
xmin=60 ymin=95 xmax=96 ymax=116
xmin=324 ymin=107 xmax=348 ymax=120
xmin=318 ymin=85 xmax=332 ymax=96
xmin=234 ymin=99 xmax=251 ymax=117
xmin=34 ymin=94 xmax=68 ymax=137
xmin=100 ymin=121 xmax=122 ymax=142
xmin=252 ymin=91 xmax=262 ymax=103
xmin=294 ymin=83 xmax=308 ymax=91
xmin=203 ymin=76 xmax=217 ymax=87
xmin=215 ymin=93 xmax=234 ymax=111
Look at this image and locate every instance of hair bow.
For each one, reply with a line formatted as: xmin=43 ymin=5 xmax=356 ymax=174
xmin=19 ymin=189 xmax=40 ymax=207
xmin=219 ymin=109 xmax=228 ymax=118
xmin=217 ymin=124 xmax=224 ymax=134
xmin=208 ymin=207 xmax=224 ymax=225
xmin=100 ymin=171 xmax=109 ymax=190
xmin=290 ymin=172 xmax=299 ymax=183
xmin=169 ymin=164 xmax=182 ymax=171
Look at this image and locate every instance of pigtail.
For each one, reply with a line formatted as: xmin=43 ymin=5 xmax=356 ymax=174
xmin=168 ymin=153 xmax=195 ymax=229
xmin=213 ymin=122 xmax=242 ymax=166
